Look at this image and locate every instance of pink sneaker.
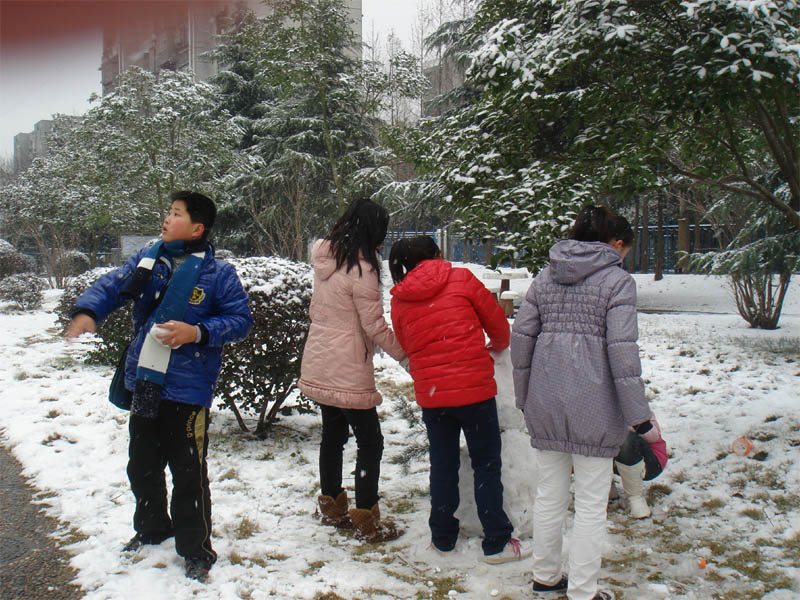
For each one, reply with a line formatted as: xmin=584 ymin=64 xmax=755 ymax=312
xmin=482 ymin=538 xmax=532 ymax=564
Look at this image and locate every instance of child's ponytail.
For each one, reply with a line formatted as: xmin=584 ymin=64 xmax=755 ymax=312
xmin=389 ymin=235 xmax=440 ymax=284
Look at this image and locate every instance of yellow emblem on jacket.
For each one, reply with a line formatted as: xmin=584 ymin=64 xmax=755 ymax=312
xmin=189 ymin=287 xmax=206 ymax=305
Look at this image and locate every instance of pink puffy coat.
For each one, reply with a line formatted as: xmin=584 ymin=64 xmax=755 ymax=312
xmin=298 ymin=240 xmax=405 ymax=409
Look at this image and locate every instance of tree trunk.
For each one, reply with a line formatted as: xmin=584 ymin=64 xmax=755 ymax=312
xmin=654 ymin=193 xmax=663 ymax=281
xmin=640 ymin=198 xmax=650 ymax=274
xmin=319 ymin=84 xmax=345 ymax=214
xmin=677 ymin=191 xmax=689 ymax=273
xmin=633 ymin=197 xmax=641 ymax=272
xmin=693 ymin=207 xmax=701 ymax=253
xmin=731 ymin=271 xmax=792 ymax=330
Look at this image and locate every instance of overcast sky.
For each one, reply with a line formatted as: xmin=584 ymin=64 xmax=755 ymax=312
xmin=0 ymin=1 xmax=420 ymax=160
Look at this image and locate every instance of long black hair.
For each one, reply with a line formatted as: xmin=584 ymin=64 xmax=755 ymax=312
xmin=569 ymin=205 xmax=634 ymax=247
xmin=389 ymin=235 xmax=440 ymax=284
xmin=327 ymin=197 xmax=389 ymax=276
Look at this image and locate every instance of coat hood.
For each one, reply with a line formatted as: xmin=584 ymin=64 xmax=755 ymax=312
xmin=549 ymin=239 xmax=623 ymax=285
xmin=390 ymin=259 xmax=451 ymax=302
xmin=311 ymin=239 xmax=338 ymax=281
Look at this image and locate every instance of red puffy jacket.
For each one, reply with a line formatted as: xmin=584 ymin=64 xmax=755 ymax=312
xmin=389 ymin=259 xmax=509 ymax=408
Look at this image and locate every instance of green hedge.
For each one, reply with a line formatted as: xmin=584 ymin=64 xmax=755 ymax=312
xmin=56 ymin=256 xmax=314 ymax=434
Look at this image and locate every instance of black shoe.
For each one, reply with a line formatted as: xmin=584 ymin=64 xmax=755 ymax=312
xmin=185 ymin=558 xmax=212 ymax=582
xmin=533 ymin=575 xmax=568 ymax=593
xmin=122 ymin=529 xmax=174 ymax=553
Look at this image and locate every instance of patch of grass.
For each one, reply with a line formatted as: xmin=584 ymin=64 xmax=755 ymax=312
xmin=50 ymin=355 xmax=80 ymax=370
xmin=352 ymin=543 xmax=386 ymax=557
xmin=702 ymin=498 xmax=726 ymax=511
xmin=388 ymin=498 xmax=416 ymax=514
xmin=235 ymin=516 xmax=259 ymax=540
xmin=722 ymin=548 xmax=791 ymax=586
xmin=384 ymin=568 xmax=416 ymax=585
xmin=739 ymin=508 xmax=764 ymax=520
xmin=763 ymin=415 xmax=780 ymax=423
xmin=314 ymin=593 xmax=348 ymax=600
xmin=671 ymin=470 xmax=688 ymax=484
xmin=698 ymin=368 xmax=711 ymax=375
xmin=751 ymin=450 xmax=769 ymax=461
xmin=646 ymin=483 xmax=671 ymax=503
xmin=302 ymin=560 xmax=327 ymax=576
xmin=737 ymin=463 xmax=783 ymax=490
xmin=686 ymin=386 xmax=703 ymax=395
xmin=774 ymin=493 xmax=800 ymax=511
xmin=14 ymin=371 xmax=29 ymax=381
xmin=413 ymin=575 xmax=465 ymax=600
xmin=218 ymin=468 xmax=237 ymax=481
xmin=229 ymin=551 xmax=246 ymax=566
xmin=360 ymin=588 xmax=390 ymax=598
xmin=728 ymin=336 xmax=800 ymax=356
xmin=782 ymin=531 xmax=800 ymax=560
xmin=46 ymin=409 xmax=60 ymax=419
xmin=265 ymin=552 xmax=289 ymax=562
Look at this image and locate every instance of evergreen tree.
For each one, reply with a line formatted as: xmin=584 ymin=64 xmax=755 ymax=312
xmin=213 ymin=0 xmax=426 ymax=258
xmin=403 ymin=0 xmax=799 ymax=270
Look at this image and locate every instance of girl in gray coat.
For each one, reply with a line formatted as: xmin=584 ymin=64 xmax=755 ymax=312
xmin=511 ymin=205 xmax=653 ymax=600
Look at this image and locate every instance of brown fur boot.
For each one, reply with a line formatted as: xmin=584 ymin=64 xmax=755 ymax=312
xmin=317 ymin=491 xmax=353 ymax=529
xmin=348 ymin=503 xmax=404 ymax=543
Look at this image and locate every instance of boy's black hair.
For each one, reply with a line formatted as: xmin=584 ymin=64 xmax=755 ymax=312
xmin=569 ymin=205 xmax=634 ymax=247
xmin=389 ymin=235 xmax=440 ymax=284
xmin=170 ymin=191 xmax=216 ymax=240
xmin=327 ymin=197 xmax=389 ymax=276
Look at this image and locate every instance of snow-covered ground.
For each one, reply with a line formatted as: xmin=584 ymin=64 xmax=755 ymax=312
xmin=0 ymin=269 xmax=798 ymax=600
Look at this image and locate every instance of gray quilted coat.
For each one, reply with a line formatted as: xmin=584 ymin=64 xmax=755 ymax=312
xmin=511 ymin=240 xmax=651 ymax=458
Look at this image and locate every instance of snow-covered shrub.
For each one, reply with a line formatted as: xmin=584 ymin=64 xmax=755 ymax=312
xmin=55 ymin=267 xmax=131 ymax=365
xmin=54 ymin=250 xmax=90 ymax=279
xmin=217 ymin=256 xmax=313 ymax=436
xmin=215 ymin=248 xmax=235 ymax=260
xmin=0 ymin=272 xmax=46 ymax=310
xmin=0 ymin=239 xmax=35 ymax=279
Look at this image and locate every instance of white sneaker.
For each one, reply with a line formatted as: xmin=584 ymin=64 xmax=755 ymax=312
xmin=482 ymin=538 xmax=532 ymax=564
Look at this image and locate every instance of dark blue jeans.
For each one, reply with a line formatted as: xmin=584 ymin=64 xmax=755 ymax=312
xmin=615 ymin=433 xmax=663 ymax=481
xmin=422 ymin=397 xmax=513 ymax=555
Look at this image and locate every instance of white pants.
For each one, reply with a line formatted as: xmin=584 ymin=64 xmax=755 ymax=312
xmin=532 ymin=450 xmax=613 ymax=600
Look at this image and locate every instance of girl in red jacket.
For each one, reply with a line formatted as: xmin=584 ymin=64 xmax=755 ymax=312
xmin=389 ymin=235 xmax=530 ymax=563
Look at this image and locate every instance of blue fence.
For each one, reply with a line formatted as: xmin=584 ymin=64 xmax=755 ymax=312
xmin=386 ymin=224 xmax=720 ymax=273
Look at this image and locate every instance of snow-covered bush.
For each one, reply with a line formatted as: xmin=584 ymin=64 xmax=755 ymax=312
xmin=55 ymin=256 xmax=314 ymax=433
xmin=217 ymin=256 xmax=313 ymax=436
xmin=0 ymin=239 xmax=35 ymax=279
xmin=54 ymin=250 xmax=90 ymax=279
xmin=215 ymin=248 xmax=235 ymax=260
xmin=0 ymin=272 xmax=47 ymax=310
xmin=55 ymin=266 xmax=131 ymax=365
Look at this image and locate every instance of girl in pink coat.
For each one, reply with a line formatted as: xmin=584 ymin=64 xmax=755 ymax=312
xmin=299 ymin=197 xmax=406 ymax=543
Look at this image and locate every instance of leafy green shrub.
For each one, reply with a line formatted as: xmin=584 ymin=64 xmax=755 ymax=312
xmin=55 ymin=266 xmax=132 ymax=365
xmin=55 ymin=257 xmax=314 ymax=435
xmin=0 ymin=239 xmax=36 ymax=279
xmin=0 ymin=272 xmax=47 ymax=310
xmin=54 ymin=250 xmax=90 ymax=279
xmin=217 ymin=256 xmax=313 ymax=436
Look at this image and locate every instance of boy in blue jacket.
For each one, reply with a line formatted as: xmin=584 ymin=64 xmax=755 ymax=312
xmin=65 ymin=191 xmax=253 ymax=582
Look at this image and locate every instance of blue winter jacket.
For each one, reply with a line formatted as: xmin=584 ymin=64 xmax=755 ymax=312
xmin=74 ymin=245 xmax=253 ymax=408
